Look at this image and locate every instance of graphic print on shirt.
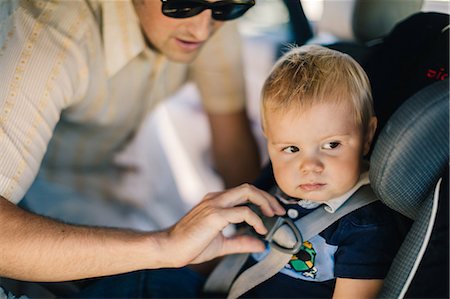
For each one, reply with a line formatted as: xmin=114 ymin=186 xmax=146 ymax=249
xmin=253 ymin=234 xmax=337 ymax=282
xmin=286 ymin=241 xmax=318 ymax=278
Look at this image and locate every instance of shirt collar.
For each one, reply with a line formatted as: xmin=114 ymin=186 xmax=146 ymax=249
xmin=102 ymin=0 xmax=147 ymax=77
xmin=275 ymin=171 xmax=370 ymax=213
xmin=323 ymin=171 xmax=370 ymax=213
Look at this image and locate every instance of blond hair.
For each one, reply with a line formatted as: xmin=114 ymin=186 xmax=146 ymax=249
xmin=261 ymin=45 xmax=374 ymax=132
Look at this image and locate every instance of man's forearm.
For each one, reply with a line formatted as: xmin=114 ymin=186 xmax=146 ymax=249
xmin=214 ymin=136 xmax=261 ymax=187
xmin=208 ymin=111 xmax=261 ymax=188
xmin=0 ymin=197 xmax=166 ymax=282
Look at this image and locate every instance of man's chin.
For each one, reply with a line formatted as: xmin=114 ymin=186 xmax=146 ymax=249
xmin=167 ymin=51 xmax=200 ymax=64
xmin=146 ymin=41 xmax=200 ymax=63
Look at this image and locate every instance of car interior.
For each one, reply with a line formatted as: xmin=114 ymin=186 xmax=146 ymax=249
xmin=1 ymin=0 xmax=448 ymax=298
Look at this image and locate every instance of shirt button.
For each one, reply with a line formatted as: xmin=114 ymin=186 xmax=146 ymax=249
xmin=287 ymin=208 xmax=299 ymax=219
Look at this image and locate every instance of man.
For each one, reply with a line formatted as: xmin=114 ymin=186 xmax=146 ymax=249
xmin=1 ymin=0 xmax=260 ymax=230
xmin=0 ymin=0 xmax=281 ymax=297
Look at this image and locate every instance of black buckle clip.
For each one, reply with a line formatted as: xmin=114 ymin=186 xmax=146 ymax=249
xmin=264 ymin=217 xmax=303 ymax=254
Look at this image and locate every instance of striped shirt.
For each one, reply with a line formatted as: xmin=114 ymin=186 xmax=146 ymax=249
xmin=0 ymin=0 xmax=246 ymax=204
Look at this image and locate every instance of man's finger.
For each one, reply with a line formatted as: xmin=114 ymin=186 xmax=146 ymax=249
xmin=220 ymin=235 xmax=266 ymax=256
xmin=219 ymin=205 xmax=268 ymax=235
xmin=215 ymin=184 xmax=285 ymax=217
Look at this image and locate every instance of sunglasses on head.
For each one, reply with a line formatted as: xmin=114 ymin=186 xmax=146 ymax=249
xmin=161 ymin=0 xmax=255 ymax=21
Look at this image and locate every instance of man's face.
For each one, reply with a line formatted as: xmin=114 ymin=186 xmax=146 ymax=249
xmin=265 ymin=101 xmax=373 ymax=202
xmin=133 ymin=0 xmax=224 ymax=63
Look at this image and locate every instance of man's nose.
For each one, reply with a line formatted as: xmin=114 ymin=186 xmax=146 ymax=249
xmin=299 ymin=155 xmax=324 ymax=174
xmin=186 ymin=9 xmax=215 ymax=40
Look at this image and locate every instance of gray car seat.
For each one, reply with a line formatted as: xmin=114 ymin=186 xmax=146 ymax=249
xmin=370 ymin=79 xmax=449 ymax=298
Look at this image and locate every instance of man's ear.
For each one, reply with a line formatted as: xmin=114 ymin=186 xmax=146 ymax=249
xmin=363 ymin=116 xmax=378 ymax=155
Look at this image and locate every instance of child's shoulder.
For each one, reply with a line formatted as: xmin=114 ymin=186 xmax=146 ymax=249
xmin=323 ymin=201 xmax=411 ymax=247
xmin=345 ymin=200 xmax=407 ymax=226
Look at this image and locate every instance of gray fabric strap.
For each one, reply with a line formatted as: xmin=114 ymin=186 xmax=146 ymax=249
xmin=203 ymin=210 xmax=279 ymax=293
xmin=227 ymin=249 xmax=292 ymax=299
xmin=202 ymin=253 xmax=250 ymax=293
xmin=204 ymin=185 xmax=378 ymax=298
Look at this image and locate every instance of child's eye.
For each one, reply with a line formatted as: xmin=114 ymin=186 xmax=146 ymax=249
xmin=323 ymin=142 xmax=341 ymax=150
xmin=282 ymin=146 xmax=299 ymax=153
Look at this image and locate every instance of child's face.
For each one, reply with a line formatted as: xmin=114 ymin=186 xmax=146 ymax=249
xmin=265 ymin=101 xmax=372 ymax=202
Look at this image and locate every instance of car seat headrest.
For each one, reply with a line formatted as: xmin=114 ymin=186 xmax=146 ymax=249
xmin=317 ymin=0 xmax=423 ymax=44
xmin=352 ymin=0 xmax=424 ymax=43
xmin=369 ymin=79 xmax=449 ymax=220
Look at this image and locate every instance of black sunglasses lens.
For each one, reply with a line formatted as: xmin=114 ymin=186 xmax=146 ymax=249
xmin=161 ymin=0 xmax=254 ymax=21
xmin=211 ymin=4 xmax=252 ymax=20
xmin=162 ymin=1 xmax=205 ymax=18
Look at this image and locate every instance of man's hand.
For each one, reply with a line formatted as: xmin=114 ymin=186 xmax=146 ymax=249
xmin=161 ymin=184 xmax=285 ymax=267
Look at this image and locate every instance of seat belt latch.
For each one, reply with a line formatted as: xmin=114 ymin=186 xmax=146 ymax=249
xmin=264 ymin=216 xmax=303 ymax=254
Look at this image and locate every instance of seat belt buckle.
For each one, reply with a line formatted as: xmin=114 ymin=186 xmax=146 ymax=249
xmin=264 ymin=216 xmax=303 ymax=254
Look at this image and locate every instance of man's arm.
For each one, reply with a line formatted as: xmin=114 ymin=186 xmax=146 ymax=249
xmin=208 ymin=110 xmax=261 ymax=188
xmin=189 ymin=22 xmax=261 ymax=187
xmin=0 ymin=196 xmax=161 ymax=282
xmin=0 ymin=184 xmax=284 ymax=282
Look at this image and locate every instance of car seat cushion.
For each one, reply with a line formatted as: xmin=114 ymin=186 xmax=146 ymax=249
xmin=369 ymin=79 xmax=449 ymax=220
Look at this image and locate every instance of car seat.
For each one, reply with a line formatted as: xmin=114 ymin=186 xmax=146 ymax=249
xmin=371 ymin=78 xmax=449 ymax=298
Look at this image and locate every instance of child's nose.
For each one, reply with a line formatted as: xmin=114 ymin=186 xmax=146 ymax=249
xmin=299 ymin=156 xmax=324 ymax=174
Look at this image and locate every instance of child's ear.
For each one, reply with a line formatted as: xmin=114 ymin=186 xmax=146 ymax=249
xmin=363 ymin=116 xmax=378 ymax=155
xmin=260 ymin=122 xmax=267 ymax=138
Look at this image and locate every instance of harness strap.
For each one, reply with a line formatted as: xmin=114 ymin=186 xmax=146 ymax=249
xmin=204 ymin=185 xmax=378 ymax=298
xmin=203 ymin=253 xmax=250 ymax=293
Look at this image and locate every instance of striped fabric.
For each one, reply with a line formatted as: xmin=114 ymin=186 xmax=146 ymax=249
xmin=0 ymin=0 xmax=246 ymax=204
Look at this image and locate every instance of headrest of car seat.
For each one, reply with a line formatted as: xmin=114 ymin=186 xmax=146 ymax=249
xmin=352 ymin=0 xmax=424 ymax=43
xmin=370 ymin=79 xmax=449 ymax=220
xmin=365 ymin=12 xmax=449 ymax=135
xmin=317 ymin=0 xmax=423 ymax=43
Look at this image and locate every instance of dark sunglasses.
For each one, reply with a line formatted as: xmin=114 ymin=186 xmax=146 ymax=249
xmin=161 ymin=0 xmax=255 ymax=21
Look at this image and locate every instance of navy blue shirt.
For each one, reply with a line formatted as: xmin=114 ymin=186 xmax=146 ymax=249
xmin=241 ymin=198 xmax=411 ymax=298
